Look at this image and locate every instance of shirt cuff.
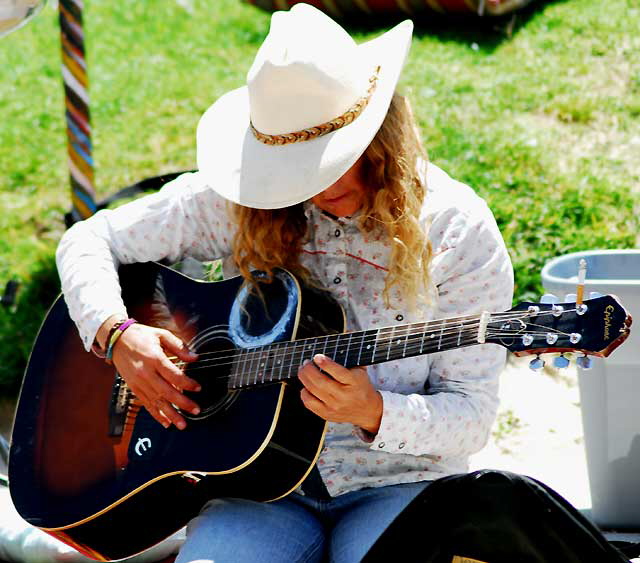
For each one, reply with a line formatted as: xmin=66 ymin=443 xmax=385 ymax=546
xmin=366 ymin=390 xmax=417 ymax=454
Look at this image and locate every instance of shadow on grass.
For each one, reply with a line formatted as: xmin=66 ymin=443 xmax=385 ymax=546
xmin=0 ymin=256 xmax=60 ymax=398
xmin=340 ymin=0 xmax=571 ymax=51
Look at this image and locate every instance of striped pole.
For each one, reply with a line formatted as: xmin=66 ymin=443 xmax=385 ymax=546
xmin=59 ymin=0 xmax=97 ymax=222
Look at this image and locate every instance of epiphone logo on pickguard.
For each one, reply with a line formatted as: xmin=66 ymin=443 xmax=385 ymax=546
xmin=135 ymin=437 xmax=152 ymax=456
xmin=604 ymin=304 xmax=615 ymax=341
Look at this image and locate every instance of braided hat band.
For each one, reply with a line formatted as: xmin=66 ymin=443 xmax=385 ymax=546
xmin=250 ymin=66 xmax=381 ymax=146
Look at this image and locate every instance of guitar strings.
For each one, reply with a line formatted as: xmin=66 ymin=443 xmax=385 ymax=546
xmin=170 ymin=308 xmax=578 ymax=372
xmin=171 ymin=309 xmax=561 ymax=366
xmin=180 ymin=326 xmax=564 ymax=375
xmin=118 ymin=306 xmax=589 ymax=403
xmin=203 ymin=308 xmax=574 ymax=367
xmin=176 ymin=325 xmax=577 ymax=378
xmin=120 ymin=331 xmax=488 ymax=402
xmin=174 ymin=324 xmax=577 ymax=384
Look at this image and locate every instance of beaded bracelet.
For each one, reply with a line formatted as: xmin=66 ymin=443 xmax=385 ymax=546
xmin=105 ymin=318 xmax=138 ymax=361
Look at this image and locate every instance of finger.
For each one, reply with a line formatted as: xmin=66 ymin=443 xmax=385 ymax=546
xmin=129 ymin=385 xmax=172 ymax=429
xmin=145 ymin=367 xmax=201 ymax=416
xmin=139 ymin=360 xmax=200 ymax=414
xmin=313 ymin=354 xmax=352 ymax=384
xmin=300 ymin=388 xmax=329 ymax=419
xmin=159 ymin=330 xmax=198 ymax=362
xmin=298 ymin=361 xmax=340 ymax=401
xmin=152 ymin=397 xmax=188 ymax=430
xmin=157 ymin=354 xmax=202 ymax=393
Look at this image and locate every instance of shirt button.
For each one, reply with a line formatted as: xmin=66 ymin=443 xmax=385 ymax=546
xmin=396 ymin=314 xmax=404 ymax=322
xmin=378 ymin=442 xmax=385 ymax=449
xmin=399 ymin=442 xmax=406 ymax=449
xmin=334 ymin=229 xmax=341 ymax=237
xmin=334 ymin=277 xmax=341 ymax=284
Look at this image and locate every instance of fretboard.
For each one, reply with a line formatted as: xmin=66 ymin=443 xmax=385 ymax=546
xmin=228 ymin=314 xmax=484 ymax=389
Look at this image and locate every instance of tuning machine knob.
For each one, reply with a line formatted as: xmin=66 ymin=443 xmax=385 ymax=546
xmin=529 ymin=356 xmax=545 ymax=371
xmin=564 ymin=293 xmax=577 ymax=303
xmin=553 ymin=354 xmax=570 ymax=369
xmin=589 ymin=291 xmax=604 ymax=299
xmin=576 ymin=355 xmax=593 ymax=370
xmin=540 ymin=294 xmax=559 ymax=304
xmin=546 ymin=333 xmax=558 ymax=345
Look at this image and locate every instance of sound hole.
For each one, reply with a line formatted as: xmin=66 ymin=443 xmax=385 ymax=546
xmin=182 ymin=330 xmax=239 ymax=419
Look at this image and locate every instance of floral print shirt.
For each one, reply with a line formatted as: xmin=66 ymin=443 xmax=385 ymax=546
xmin=56 ymin=162 xmax=514 ymax=497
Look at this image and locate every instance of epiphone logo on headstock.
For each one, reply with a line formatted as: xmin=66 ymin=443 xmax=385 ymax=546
xmin=603 ymin=304 xmax=615 ymax=340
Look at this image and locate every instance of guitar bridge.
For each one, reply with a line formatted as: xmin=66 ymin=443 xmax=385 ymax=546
xmin=108 ymin=373 xmax=130 ymax=437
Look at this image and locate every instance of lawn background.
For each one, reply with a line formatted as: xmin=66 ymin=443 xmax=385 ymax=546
xmin=0 ymin=0 xmax=638 ymax=395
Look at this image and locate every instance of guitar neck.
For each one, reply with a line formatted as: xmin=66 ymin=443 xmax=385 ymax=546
xmin=229 ymin=313 xmax=486 ymax=389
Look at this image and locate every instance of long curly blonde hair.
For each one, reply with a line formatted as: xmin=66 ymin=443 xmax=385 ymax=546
xmin=231 ymin=93 xmax=432 ymax=308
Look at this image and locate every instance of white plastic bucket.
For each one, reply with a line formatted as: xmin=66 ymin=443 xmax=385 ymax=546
xmin=542 ymin=249 xmax=640 ymax=528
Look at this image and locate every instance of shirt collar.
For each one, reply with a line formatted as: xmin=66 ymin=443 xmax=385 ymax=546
xmin=303 ymin=201 xmax=361 ymax=227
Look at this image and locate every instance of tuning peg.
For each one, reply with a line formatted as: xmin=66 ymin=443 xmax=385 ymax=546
xmin=540 ymin=294 xmax=559 ymax=304
xmin=564 ymin=293 xmax=577 ymax=303
xmin=589 ymin=291 xmax=604 ymax=299
xmin=553 ymin=354 xmax=570 ymax=369
xmin=576 ymin=355 xmax=593 ymax=370
xmin=529 ymin=356 xmax=545 ymax=371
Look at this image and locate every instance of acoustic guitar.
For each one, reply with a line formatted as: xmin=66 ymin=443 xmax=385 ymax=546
xmin=8 ymin=262 xmax=631 ymax=561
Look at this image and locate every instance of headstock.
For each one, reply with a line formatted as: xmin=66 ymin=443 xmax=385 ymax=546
xmin=484 ymin=295 xmax=632 ymax=368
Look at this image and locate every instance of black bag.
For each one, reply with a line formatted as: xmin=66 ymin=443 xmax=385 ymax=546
xmin=364 ymin=470 xmax=637 ymax=563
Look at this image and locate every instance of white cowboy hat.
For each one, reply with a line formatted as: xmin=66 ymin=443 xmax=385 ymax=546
xmin=196 ymin=3 xmax=413 ymax=210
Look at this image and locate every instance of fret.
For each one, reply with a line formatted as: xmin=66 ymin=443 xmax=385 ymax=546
xmin=330 ymin=334 xmax=340 ymax=363
xmin=261 ymin=346 xmax=277 ymax=384
xmin=283 ymin=341 xmax=295 ymax=380
xmin=240 ymin=346 xmax=252 ymax=388
xmin=374 ymin=327 xmax=393 ymax=363
xmin=289 ymin=341 xmax=305 ymax=379
xmin=229 ymin=349 xmax=241 ymax=389
xmin=401 ymin=325 xmax=409 ymax=358
xmin=242 ymin=348 xmax=252 ymax=388
xmin=344 ymin=332 xmax=355 ymax=367
xmin=304 ymin=338 xmax=317 ymax=364
xmin=321 ymin=334 xmax=329 ymax=357
xmin=419 ymin=322 xmax=428 ymax=354
xmin=275 ymin=341 xmax=286 ymax=382
xmin=356 ymin=330 xmax=365 ymax=365
xmin=358 ymin=330 xmax=377 ymax=365
xmin=256 ymin=349 xmax=266 ymax=385
xmin=373 ymin=328 xmax=379 ymax=363
xmin=457 ymin=322 xmax=464 ymax=347
xmin=437 ymin=320 xmax=445 ymax=351
xmin=334 ymin=333 xmax=349 ymax=365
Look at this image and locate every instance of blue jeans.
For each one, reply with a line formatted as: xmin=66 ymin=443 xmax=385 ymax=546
xmin=175 ymin=481 xmax=430 ymax=563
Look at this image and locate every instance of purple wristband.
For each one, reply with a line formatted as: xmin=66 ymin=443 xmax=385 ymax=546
xmin=105 ymin=318 xmax=138 ymax=361
xmin=116 ymin=318 xmax=137 ymax=333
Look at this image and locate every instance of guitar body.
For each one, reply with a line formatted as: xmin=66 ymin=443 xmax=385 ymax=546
xmin=9 ymin=263 xmax=345 ymax=560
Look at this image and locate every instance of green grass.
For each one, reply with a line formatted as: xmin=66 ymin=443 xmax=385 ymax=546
xmin=0 ymin=0 xmax=638 ymax=394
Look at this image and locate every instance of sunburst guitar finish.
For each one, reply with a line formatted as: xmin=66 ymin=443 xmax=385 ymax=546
xmin=9 ymin=263 xmax=343 ymax=560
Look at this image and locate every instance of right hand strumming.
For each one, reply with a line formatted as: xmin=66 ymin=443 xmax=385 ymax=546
xmin=110 ymin=323 xmax=200 ymax=429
